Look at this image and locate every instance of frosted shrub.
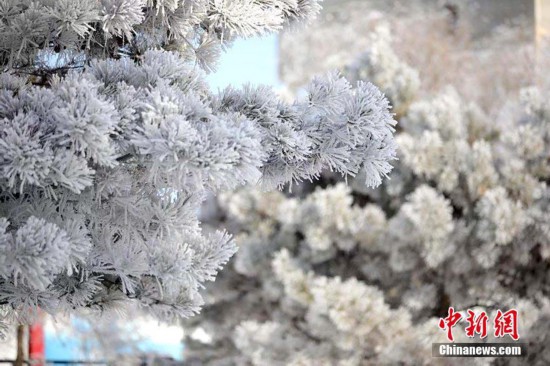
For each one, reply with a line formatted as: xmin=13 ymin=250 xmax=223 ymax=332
xmin=184 ymin=38 xmax=550 ymax=365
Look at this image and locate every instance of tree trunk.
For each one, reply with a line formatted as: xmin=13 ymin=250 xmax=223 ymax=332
xmin=15 ymin=324 xmax=26 ymax=366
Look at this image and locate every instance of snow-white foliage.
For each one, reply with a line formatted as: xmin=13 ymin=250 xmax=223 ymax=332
xmin=183 ymin=46 xmax=550 ymax=364
xmin=346 ymin=24 xmax=420 ymax=117
xmin=400 ymin=185 xmax=454 ymax=268
xmin=0 ymin=0 xmax=321 ymax=71
xmin=0 ymin=0 xmax=399 ymax=336
xmin=279 ymin=2 xmax=535 ymax=118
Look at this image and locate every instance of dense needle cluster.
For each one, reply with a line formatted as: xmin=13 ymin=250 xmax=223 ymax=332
xmin=0 ymin=0 xmax=321 ymax=71
xmin=0 ymin=0 xmax=399 ymax=337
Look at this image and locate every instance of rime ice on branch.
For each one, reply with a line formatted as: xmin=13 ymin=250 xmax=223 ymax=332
xmin=0 ymin=0 xmax=397 ymax=336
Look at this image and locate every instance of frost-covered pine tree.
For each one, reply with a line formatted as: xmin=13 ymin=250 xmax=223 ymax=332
xmin=183 ymin=33 xmax=550 ymax=365
xmin=0 ymin=0 xmax=398 ymax=337
xmin=280 ymin=2 xmax=534 ymax=118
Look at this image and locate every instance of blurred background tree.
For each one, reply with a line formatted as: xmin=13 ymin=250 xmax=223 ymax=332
xmin=183 ymin=1 xmax=550 ymax=365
